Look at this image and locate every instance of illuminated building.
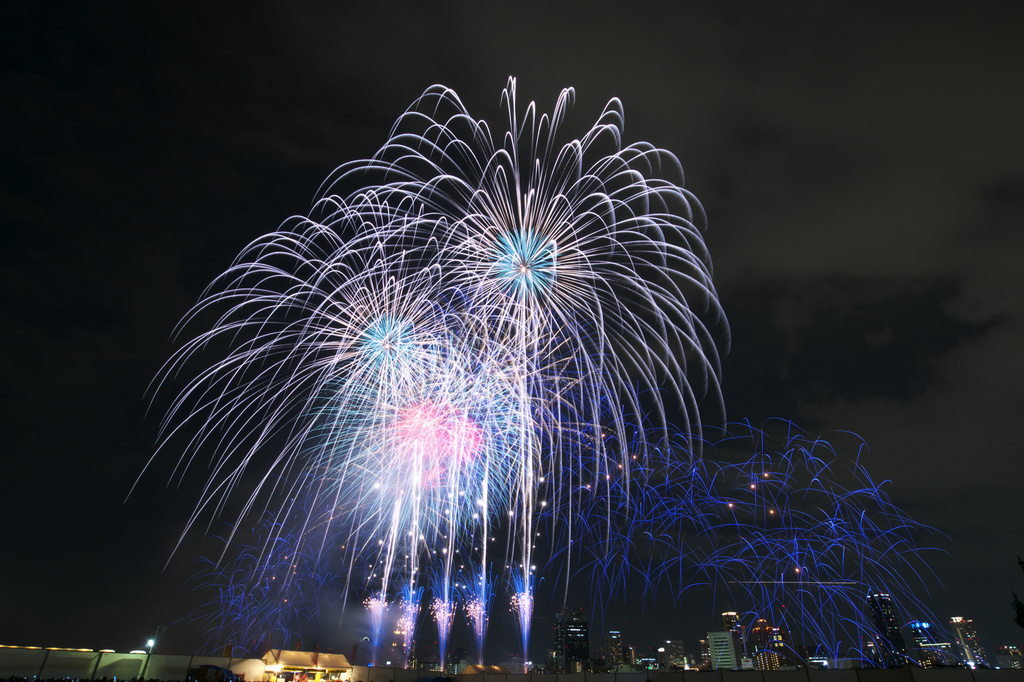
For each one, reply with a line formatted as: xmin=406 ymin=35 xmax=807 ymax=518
xmin=753 ymin=650 xmax=781 ymax=671
xmin=721 ymin=612 xmax=746 ymax=655
xmin=699 ymin=639 xmax=710 ymax=670
xmin=707 ymin=631 xmax=741 ymax=670
xmin=907 ymin=621 xmax=955 ymax=667
xmin=636 ymin=652 xmax=657 ymax=670
xmin=261 ymin=649 xmax=352 ymax=680
xmin=460 ymin=664 xmax=512 ymax=674
xmin=663 ymin=640 xmax=686 ymax=669
xmin=447 ymin=645 xmax=468 ymax=673
xmin=721 ymin=611 xmax=739 ymax=630
xmin=996 ymin=645 xmax=1022 ymax=669
xmin=553 ymin=608 xmax=589 ymax=672
xmin=604 ymin=630 xmax=623 ymax=669
xmin=866 ymin=592 xmax=908 ymax=667
xmin=748 ymin=618 xmax=788 ymax=670
xmin=864 ymin=639 xmax=882 ymax=667
xmin=501 ymin=652 xmax=523 ymax=674
xmin=385 ymin=628 xmax=407 ymax=668
xmin=949 ymin=617 xmax=987 ymax=667
xmin=770 ymin=628 xmax=788 ymax=664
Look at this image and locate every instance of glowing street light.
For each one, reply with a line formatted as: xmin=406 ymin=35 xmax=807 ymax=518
xmin=140 ymin=626 xmax=164 ymax=680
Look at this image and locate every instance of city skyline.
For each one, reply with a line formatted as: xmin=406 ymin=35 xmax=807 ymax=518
xmin=366 ymin=601 xmax=1024 ymax=672
xmin=571 ymin=607 xmax=1013 ymax=671
xmin=515 ymin=606 xmax=1016 ymax=673
xmin=2 ymin=2 xmax=1023 ymax=662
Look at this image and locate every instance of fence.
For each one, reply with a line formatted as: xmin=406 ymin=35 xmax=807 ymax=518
xmin=2 ymin=648 xmax=1022 ymax=682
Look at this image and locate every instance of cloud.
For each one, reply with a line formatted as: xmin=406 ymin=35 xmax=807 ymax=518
xmin=720 ymin=274 xmax=997 ymax=421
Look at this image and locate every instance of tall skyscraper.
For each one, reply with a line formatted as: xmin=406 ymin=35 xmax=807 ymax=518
xmin=750 ymin=619 xmax=772 ymax=652
xmin=949 ymin=616 xmax=987 ymax=667
xmin=721 ymin=611 xmax=746 ymax=655
xmin=708 ymin=631 xmax=741 ymax=670
xmin=866 ymin=592 xmax=908 ymax=667
xmin=554 ymin=608 xmax=590 ymax=672
xmin=699 ymin=638 xmax=711 ymax=670
xmin=907 ymin=621 xmax=955 ymax=667
xmin=604 ymin=630 xmax=624 ymax=669
xmin=721 ymin=611 xmax=740 ymax=631
xmin=770 ymin=626 xmax=788 ymax=664
xmin=386 ymin=627 xmax=408 ymax=667
xmin=863 ymin=638 xmax=882 ymax=668
xmin=748 ymin=618 xmax=789 ymax=669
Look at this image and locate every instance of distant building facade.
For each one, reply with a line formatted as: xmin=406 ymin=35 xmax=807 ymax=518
xmin=604 ymin=630 xmax=624 ymax=669
xmin=866 ymin=592 xmax=909 ymax=667
xmin=384 ymin=628 xmax=408 ymax=668
xmin=949 ymin=616 xmax=987 ymax=667
xmin=708 ymin=631 xmax=741 ymax=670
xmin=907 ymin=621 xmax=956 ymax=667
xmin=864 ymin=639 xmax=882 ymax=667
xmin=699 ymin=638 xmax=711 ymax=670
xmin=996 ymin=645 xmax=1022 ymax=669
xmin=554 ymin=608 xmax=590 ymax=672
xmin=721 ymin=612 xmax=746 ymax=655
xmin=663 ymin=640 xmax=686 ymax=669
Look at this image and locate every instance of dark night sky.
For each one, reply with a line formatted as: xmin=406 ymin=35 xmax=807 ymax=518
xmin=2 ymin=1 xmax=1022 ymax=664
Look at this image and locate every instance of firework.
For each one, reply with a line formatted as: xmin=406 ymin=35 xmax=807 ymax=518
xmin=396 ymin=583 xmax=421 ymax=668
xmin=460 ymin=569 xmax=491 ymax=665
xmin=570 ymin=420 xmax=943 ymax=666
xmin=321 ymin=77 xmax=727 ymax=453
xmin=153 ymin=78 xmax=727 ymax=662
xmin=509 ymin=573 xmax=534 ymax=666
xmin=155 ymin=75 xmax=944 ymax=668
xmin=316 ymin=77 xmax=727 ymax=658
xmin=187 ymin=517 xmax=345 ymax=657
xmin=430 ymin=594 xmax=457 ymax=670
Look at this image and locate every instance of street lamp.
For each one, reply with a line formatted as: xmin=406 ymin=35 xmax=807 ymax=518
xmin=141 ymin=626 xmax=165 ymax=680
xmin=141 ymin=640 xmax=154 ymax=680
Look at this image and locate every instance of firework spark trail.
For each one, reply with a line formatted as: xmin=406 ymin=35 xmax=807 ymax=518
xmin=315 ymin=78 xmax=727 ymax=658
xmin=462 ymin=592 xmax=489 ymax=665
xmin=509 ymin=574 xmax=534 ymax=669
xmin=342 ymin=337 xmax=528 ymax=659
xmin=363 ymin=595 xmax=388 ymax=665
xmin=321 ymin=78 xmax=727 ymax=454
xmin=397 ymin=584 xmax=421 ymax=668
xmin=153 ymin=81 xmax=946 ymax=671
xmin=566 ymin=420 xmax=943 ymax=665
xmin=155 ymin=207 xmax=522 ymax=549
xmin=450 ymin=550 xmax=495 ymax=665
xmin=188 ymin=517 xmax=345 ymax=657
xmin=153 ymin=78 xmax=729 ymax=662
xmin=430 ymin=593 xmax=456 ymax=670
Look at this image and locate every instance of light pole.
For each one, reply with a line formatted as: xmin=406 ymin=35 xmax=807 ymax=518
xmin=141 ymin=626 xmax=165 ymax=680
xmin=140 ymin=634 xmax=155 ymax=675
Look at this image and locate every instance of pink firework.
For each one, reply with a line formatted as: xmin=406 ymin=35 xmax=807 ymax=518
xmin=394 ymin=401 xmax=482 ymax=486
